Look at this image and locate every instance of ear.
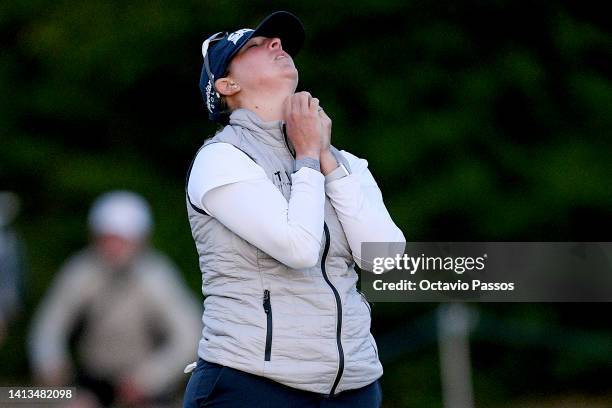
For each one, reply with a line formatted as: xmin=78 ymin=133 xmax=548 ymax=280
xmin=215 ymin=77 xmax=240 ymax=96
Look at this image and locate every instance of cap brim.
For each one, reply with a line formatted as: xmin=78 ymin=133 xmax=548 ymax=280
xmin=252 ymin=11 xmax=305 ymax=57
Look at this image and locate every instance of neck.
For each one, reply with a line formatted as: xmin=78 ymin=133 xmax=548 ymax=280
xmin=231 ymin=86 xmax=294 ymax=122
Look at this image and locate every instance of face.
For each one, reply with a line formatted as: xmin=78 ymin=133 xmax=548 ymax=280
xmin=227 ymin=36 xmax=298 ymax=93
xmin=94 ymin=234 xmax=142 ymax=270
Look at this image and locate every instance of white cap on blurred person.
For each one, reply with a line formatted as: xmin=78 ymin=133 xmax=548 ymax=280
xmin=88 ymin=191 xmax=152 ymax=241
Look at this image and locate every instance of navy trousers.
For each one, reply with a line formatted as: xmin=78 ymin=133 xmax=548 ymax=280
xmin=183 ymin=359 xmax=382 ymax=408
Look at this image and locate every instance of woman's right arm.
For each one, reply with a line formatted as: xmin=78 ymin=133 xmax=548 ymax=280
xmin=188 ymin=143 xmax=325 ymax=269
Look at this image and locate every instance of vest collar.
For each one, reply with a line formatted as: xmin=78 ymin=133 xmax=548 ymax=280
xmin=229 ymin=108 xmax=287 ymax=148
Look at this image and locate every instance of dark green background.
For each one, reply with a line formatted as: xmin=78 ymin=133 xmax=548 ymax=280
xmin=1 ymin=1 xmax=611 ymax=406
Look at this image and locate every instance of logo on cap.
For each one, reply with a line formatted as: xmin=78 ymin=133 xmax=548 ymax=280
xmin=227 ymin=29 xmax=253 ymax=45
xmin=205 ymin=80 xmax=216 ymax=113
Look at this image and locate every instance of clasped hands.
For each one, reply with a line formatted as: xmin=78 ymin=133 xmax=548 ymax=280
xmin=283 ymin=91 xmax=338 ymax=175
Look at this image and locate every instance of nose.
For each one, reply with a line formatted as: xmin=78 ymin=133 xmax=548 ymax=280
xmin=268 ymin=37 xmax=282 ymax=50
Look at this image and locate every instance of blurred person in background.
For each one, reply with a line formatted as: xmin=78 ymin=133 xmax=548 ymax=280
xmin=29 ymin=190 xmax=201 ymax=407
xmin=0 ymin=192 xmax=25 ymax=347
xmin=184 ymin=11 xmax=405 ymax=408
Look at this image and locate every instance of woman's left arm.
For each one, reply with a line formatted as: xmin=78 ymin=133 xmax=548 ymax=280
xmin=324 ymin=149 xmax=406 ymax=269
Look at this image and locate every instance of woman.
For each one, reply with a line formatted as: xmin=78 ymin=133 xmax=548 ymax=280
xmin=184 ymin=11 xmax=405 ymax=408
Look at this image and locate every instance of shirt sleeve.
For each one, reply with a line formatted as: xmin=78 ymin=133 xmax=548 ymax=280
xmin=28 ymin=256 xmax=96 ymax=379
xmin=188 ymin=143 xmax=326 ymax=270
xmin=324 ymin=150 xmax=406 ymax=270
xmin=188 ymin=142 xmax=268 ymax=211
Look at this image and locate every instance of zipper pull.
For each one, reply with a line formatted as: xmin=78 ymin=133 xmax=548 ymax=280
xmin=183 ymin=361 xmax=197 ymax=374
xmin=263 ymin=289 xmax=271 ymax=314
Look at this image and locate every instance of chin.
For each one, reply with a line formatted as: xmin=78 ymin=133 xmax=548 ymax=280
xmin=285 ymin=67 xmax=299 ymax=84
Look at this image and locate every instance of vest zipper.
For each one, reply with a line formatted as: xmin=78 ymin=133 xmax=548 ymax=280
xmin=282 ymin=124 xmax=296 ymax=157
xmin=263 ymin=289 xmax=273 ymax=361
xmin=322 ymin=223 xmax=345 ymax=396
xmin=283 ymin=125 xmax=345 ymax=395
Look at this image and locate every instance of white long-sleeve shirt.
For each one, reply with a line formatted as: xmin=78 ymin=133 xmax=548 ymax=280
xmin=187 ymin=143 xmax=405 ymax=269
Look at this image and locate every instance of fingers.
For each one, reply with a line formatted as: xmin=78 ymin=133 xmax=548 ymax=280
xmin=283 ymin=91 xmax=326 ymax=159
xmin=292 ymin=92 xmax=302 ymax=114
xmin=289 ymin=91 xmax=320 ymax=115
xmin=310 ymin=97 xmax=320 ymax=113
xmin=285 ymin=91 xmax=323 ymax=120
xmin=301 ymin=92 xmax=311 ymax=115
xmin=319 ymin=108 xmax=330 ymax=122
xmin=299 ymin=92 xmax=312 ymax=115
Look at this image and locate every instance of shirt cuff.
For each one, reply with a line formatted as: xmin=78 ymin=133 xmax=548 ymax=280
xmin=294 ymin=157 xmax=321 ymax=173
xmin=325 ymin=163 xmax=350 ymax=184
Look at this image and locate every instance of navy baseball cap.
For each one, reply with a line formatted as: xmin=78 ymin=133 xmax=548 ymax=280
xmin=199 ymin=11 xmax=305 ymax=124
